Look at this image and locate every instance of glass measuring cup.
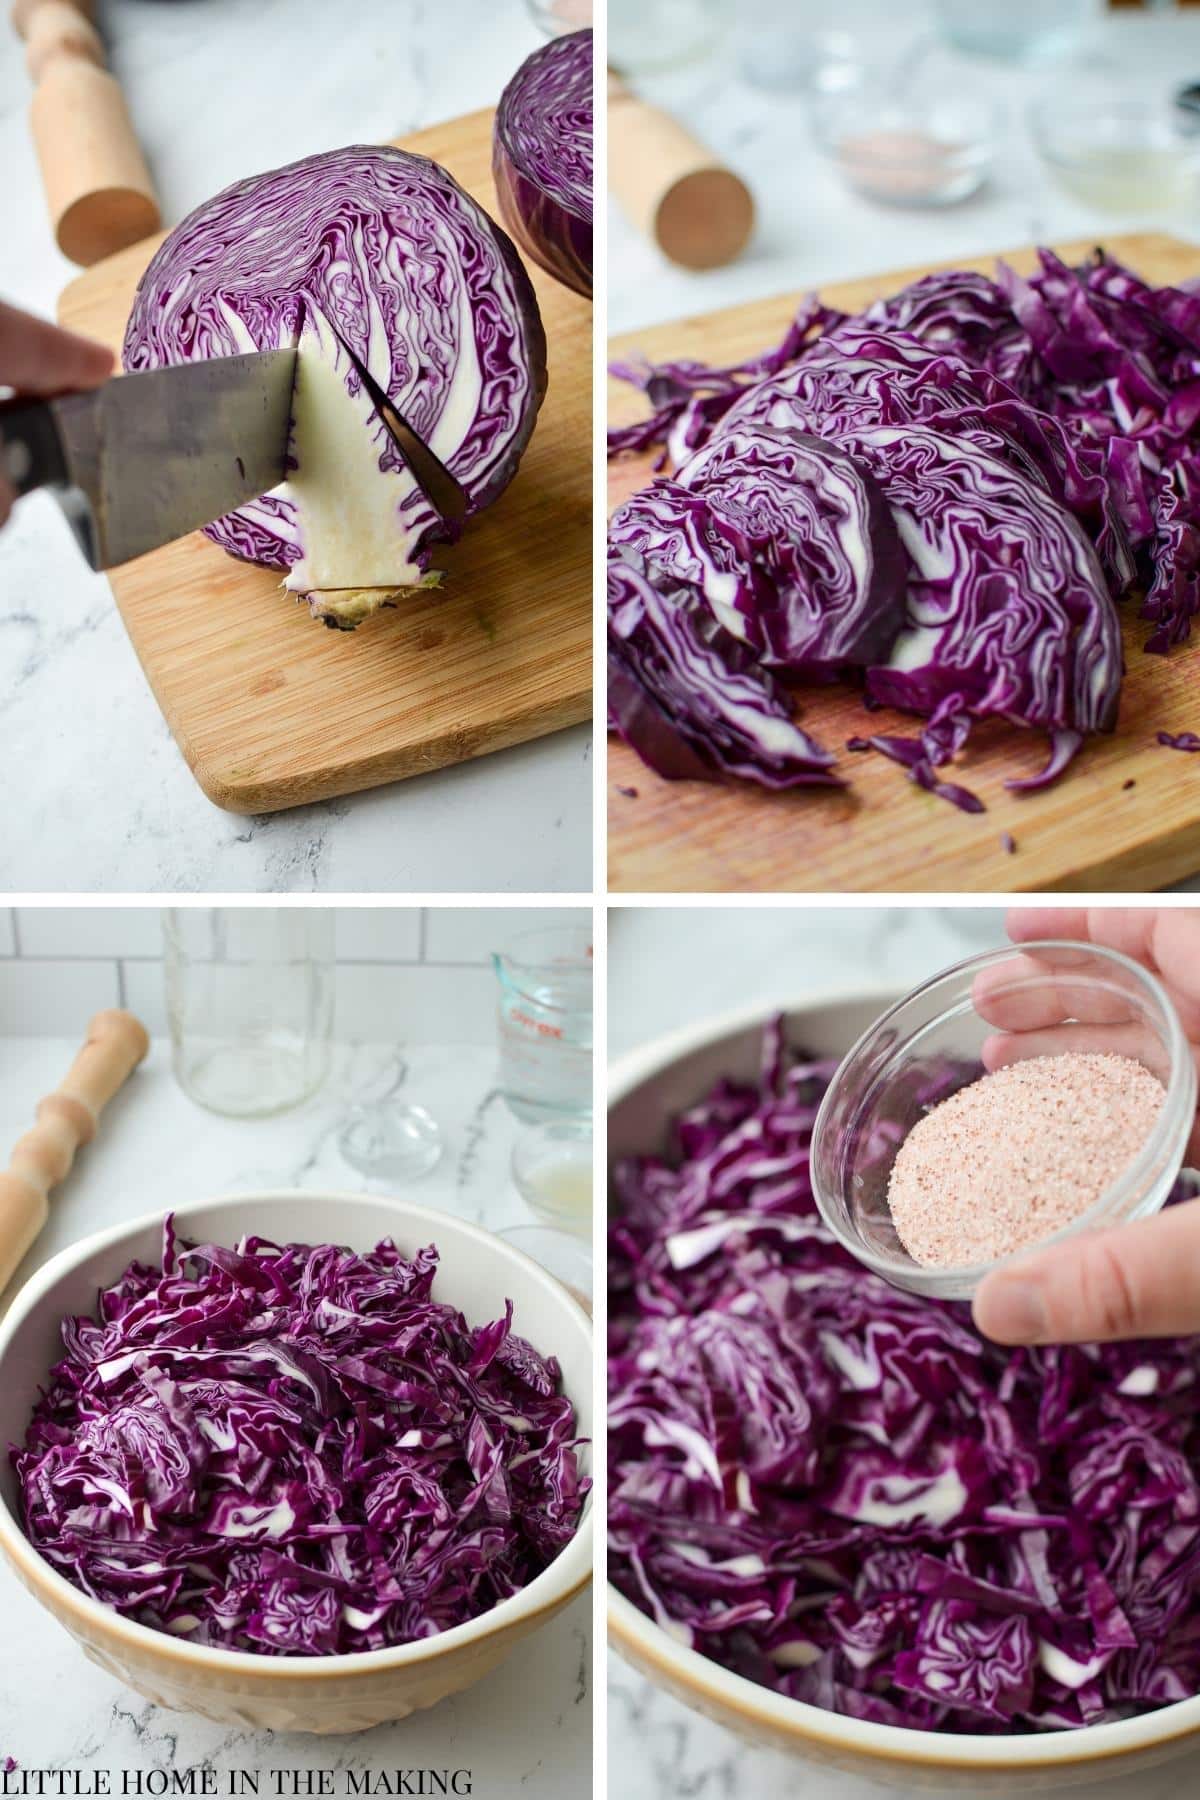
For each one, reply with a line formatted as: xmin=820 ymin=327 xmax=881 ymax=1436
xmin=493 ymin=925 xmax=593 ymax=1123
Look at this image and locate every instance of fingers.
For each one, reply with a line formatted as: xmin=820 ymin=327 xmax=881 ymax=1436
xmin=1005 ymin=907 xmax=1092 ymax=946
xmin=981 ymin=1022 xmax=1173 ymax=1087
xmin=973 ymin=1197 xmax=1200 ymax=1344
xmin=0 ymin=299 xmax=113 ymax=397
xmin=1007 ymin=908 xmax=1200 ymax=1042
xmin=973 ymin=946 xmax=1149 ymax=1036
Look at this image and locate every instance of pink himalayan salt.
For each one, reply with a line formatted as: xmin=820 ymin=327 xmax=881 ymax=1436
xmin=887 ymin=1051 xmax=1166 ymax=1270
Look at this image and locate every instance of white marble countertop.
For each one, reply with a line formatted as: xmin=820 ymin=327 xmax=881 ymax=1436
xmin=0 ymin=1037 xmax=591 ymax=1791
xmin=607 ymin=902 xmax=1200 ymax=1797
xmin=0 ymin=0 xmax=591 ymax=895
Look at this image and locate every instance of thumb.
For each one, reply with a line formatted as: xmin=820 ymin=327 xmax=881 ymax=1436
xmin=0 ymin=300 xmax=113 ymax=396
xmin=973 ymin=1196 xmax=1200 ymax=1345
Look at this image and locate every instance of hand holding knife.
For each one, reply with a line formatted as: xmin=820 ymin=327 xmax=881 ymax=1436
xmin=0 ymin=340 xmax=296 ymax=568
xmin=0 ymin=298 xmax=113 ymax=528
xmin=0 ymin=300 xmax=468 ymax=569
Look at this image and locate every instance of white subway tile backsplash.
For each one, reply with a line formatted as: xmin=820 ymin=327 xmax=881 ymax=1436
xmin=16 ymin=907 xmax=163 ymax=960
xmin=0 ymin=908 xmax=587 ymax=1043
xmin=120 ymin=959 xmax=499 ymax=1049
xmin=335 ymin=964 xmax=497 ymax=1044
xmin=424 ymin=906 xmax=588 ymax=964
xmin=333 ymin=908 xmax=422 ymax=963
xmin=0 ymin=960 xmax=121 ymax=1034
xmin=119 ymin=961 xmax=169 ymax=1038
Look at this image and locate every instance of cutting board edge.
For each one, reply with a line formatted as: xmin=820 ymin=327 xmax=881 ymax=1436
xmin=606 ymin=779 xmax=1200 ymax=895
xmin=605 ymin=231 xmax=1194 ymax=363
xmin=195 ymin=690 xmax=594 ymax=814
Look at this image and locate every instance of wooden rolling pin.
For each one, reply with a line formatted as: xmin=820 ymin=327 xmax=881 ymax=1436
xmin=0 ymin=1009 xmax=149 ymax=1294
xmin=11 ymin=0 xmax=161 ymax=266
xmin=608 ymin=69 xmax=754 ymax=270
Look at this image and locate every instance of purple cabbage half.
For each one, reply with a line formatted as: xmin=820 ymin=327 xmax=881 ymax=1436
xmin=14 ymin=1219 xmax=587 ymax=1657
xmin=848 ymin=424 xmax=1122 ymax=773
xmin=609 ymin=424 xmax=909 ymax=678
xmin=608 ymin=550 xmax=838 ymax=789
xmin=609 ymin=1019 xmax=1200 ymax=1734
xmin=493 ymin=30 xmax=593 ymax=299
xmin=124 ymin=145 xmax=547 ymax=628
xmin=671 ymin=425 xmax=909 ymax=677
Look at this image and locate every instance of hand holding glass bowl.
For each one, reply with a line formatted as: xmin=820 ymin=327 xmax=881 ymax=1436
xmin=811 ymin=928 xmax=1198 ymax=1326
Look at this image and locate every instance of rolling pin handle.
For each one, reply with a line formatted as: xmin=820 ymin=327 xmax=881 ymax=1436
xmin=608 ymin=70 xmax=755 ymax=270
xmin=12 ymin=0 xmax=162 ymax=267
xmin=0 ymin=1009 xmax=150 ymax=1296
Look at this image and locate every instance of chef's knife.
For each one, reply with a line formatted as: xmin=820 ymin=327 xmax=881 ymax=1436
xmin=330 ymin=325 xmax=467 ymax=534
xmin=0 ymin=347 xmax=296 ymax=568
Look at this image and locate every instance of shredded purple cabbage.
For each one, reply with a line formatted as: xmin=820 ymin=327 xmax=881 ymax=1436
xmin=609 ymin=247 xmax=1200 ymax=800
xmin=1159 ymin=731 xmax=1200 ymax=752
xmin=845 ymin=733 xmax=985 ymax=815
xmin=14 ymin=1219 xmax=587 ymax=1656
xmin=609 ymin=1021 xmax=1200 ymax=1733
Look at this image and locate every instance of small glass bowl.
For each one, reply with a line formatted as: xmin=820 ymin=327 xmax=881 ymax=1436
xmin=811 ymin=86 xmax=996 ymax=207
xmin=1029 ymin=94 xmax=1200 ymax=214
xmin=511 ymin=1116 xmax=593 ymax=1237
xmin=811 ymin=941 xmax=1196 ymax=1301
xmin=497 ymin=1224 xmax=593 ymax=1315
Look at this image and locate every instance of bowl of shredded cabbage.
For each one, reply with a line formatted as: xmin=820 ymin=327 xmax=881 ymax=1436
xmin=608 ymin=989 xmax=1200 ymax=1788
xmin=0 ymin=1191 xmax=592 ymax=1733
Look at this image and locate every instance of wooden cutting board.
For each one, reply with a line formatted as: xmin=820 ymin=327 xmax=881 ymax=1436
xmin=58 ymin=109 xmax=591 ymax=814
xmin=608 ymin=233 xmax=1200 ymax=894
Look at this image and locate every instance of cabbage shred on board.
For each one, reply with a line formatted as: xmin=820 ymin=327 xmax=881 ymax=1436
xmin=124 ymin=146 xmax=547 ymax=629
xmin=14 ymin=1219 xmax=587 ymax=1656
xmin=608 ymin=1020 xmax=1200 ymax=1732
xmin=493 ymin=29 xmax=593 ymax=299
xmin=608 ymin=248 xmax=1200 ymax=802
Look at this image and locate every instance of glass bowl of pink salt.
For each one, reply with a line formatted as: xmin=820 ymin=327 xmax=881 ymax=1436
xmin=810 ymin=940 xmax=1197 ymax=1301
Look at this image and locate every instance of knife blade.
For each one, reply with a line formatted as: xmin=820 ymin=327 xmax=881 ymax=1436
xmin=330 ymin=326 xmax=468 ymax=534
xmin=0 ymin=348 xmax=297 ymax=569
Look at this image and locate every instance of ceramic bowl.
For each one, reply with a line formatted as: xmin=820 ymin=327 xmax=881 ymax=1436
xmin=0 ymin=1190 xmax=592 ymax=1735
xmin=608 ymin=989 xmax=1200 ymax=1792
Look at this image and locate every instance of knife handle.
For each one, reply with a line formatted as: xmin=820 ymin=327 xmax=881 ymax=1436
xmin=0 ymin=396 xmax=68 ymax=498
xmin=0 ymin=394 xmax=100 ymax=565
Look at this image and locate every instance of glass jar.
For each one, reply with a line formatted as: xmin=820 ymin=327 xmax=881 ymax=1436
xmin=810 ymin=940 xmax=1196 ymax=1300
xmin=164 ymin=908 xmax=334 ymax=1117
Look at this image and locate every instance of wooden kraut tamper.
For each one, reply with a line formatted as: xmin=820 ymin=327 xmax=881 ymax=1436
xmin=0 ymin=1009 xmax=150 ymax=1294
xmin=608 ymin=70 xmax=755 ymax=270
xmin=11 ymin=0 xmax=161 ymax=266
